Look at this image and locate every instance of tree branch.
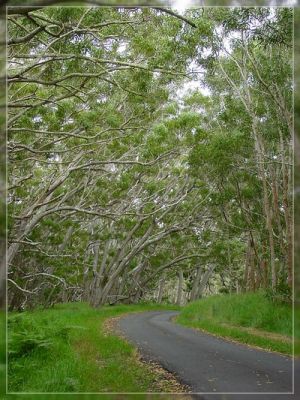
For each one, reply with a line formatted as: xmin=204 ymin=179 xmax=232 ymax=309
xmin=153 ymin=7 xmax=196 ymax=28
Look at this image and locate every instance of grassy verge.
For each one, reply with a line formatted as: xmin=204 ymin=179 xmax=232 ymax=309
xmin=0 ymin=309 xmax=5 ymax=398
xmin=176 ymin=292 xmax=292 ymax=355
xmin=295 ymin=305 xmax=300 ymax=356
xmin=8 ymin=302 xmax=181 ymax=393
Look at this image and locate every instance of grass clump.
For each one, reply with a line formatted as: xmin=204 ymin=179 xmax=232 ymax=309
xmin=0 ymin=310 xmax=5 ymax=396
xmin=177 ymin=291 xmax=292 ymax=355
xmin=8 ymin=302 xmax=180 ymax=393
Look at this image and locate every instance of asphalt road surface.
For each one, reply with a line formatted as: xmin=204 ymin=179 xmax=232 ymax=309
xmin=118 ymin=311 xmax=296 ymax=398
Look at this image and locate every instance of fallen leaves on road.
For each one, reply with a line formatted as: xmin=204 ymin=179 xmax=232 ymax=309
xmin=103 ymin=313 xmax=192 ymax=394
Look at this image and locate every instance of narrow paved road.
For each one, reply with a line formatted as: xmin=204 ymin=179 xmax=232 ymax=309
xmin=118 ymin=311 xmax=294 ymax=396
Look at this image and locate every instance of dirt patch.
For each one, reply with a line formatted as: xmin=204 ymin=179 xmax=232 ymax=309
xmin=219 ymin=323 xmax=292 ymax=344
xmin=102 ymin=314 xmax=125 ymax=337
xmin=103 ymin=313 xmax=192 ymax=394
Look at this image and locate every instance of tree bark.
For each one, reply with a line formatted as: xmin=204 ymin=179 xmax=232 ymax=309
xmin=198 ymin=265 xmax=215 ymax=297
xmin=281 ymin=134 xmax=293 ymax=288
xmin=157 ymin=272 xmax=166 ymax=303
xmin=253 ymin=123 xmax=276 ymax=289
xmin=176 ymin=269 xmax=184 ymax=306
xmin=0 ymin=240 xmax=6 ymax=308
xmin=190 ymin=266 xmax=202 ymax=302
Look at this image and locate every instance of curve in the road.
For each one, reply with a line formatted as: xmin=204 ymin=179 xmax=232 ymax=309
xmin=118 ymin=310 xmax=293 ymax=394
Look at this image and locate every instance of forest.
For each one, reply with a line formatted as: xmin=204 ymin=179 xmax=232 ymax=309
xmin=7 ymin=6 xmax=293 ymax=310
xmin=3 ymin=4 xmax=297 ymax=395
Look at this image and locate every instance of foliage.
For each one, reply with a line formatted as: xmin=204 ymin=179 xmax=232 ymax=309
xmin=8 ymin=302 xmax=180 ymax=393
xmin=176 ymin=292 xmax=292 ymax=355
xmin=6 ymin=6 xmax=293 ymax=310
xmin=265 ymin=280 xmax=292 ymax=304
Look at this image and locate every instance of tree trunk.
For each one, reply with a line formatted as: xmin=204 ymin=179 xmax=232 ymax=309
xmin=157 ymin=273 xmax=166 ymax=303
xmin=281 ymin=134 xmax=293 ymax=288
xmin=243 ymin=238 xmax=251 ymax=291
xmin=176 ymin=269 xmax=184 ymax=306
xmin=253 ymin=124 xmax=276 ymax=289
xmin=89 ymin=241 xmax=101 ymax=307
xmin=190 ymin=266 xmax=202 ymax=301
xmin=198 ymin=265 xmax=215 ymax=297
xmin=0 ymin=240 xmax=5 ymax=308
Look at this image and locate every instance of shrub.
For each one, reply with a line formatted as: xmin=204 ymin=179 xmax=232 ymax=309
xmin=265 ymin=280 xmax=292 ymax=304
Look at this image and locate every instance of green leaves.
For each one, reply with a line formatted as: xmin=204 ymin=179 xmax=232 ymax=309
xmin=7 ymin=6 xmax=293 ymax=309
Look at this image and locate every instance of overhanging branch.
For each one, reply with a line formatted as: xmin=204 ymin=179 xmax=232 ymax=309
xmin=153 ymin=7 xmax=197 ymax=28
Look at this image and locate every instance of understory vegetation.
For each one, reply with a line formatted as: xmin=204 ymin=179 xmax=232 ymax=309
xmin=177 ymin=292 xmax=292 ymax=355
xmin=8 ymin=294 xmax=294 ymax=393
xmin=8 ymin=303 xmax=180 ymax=393
xmin=0 ymin=311 xmax=4 ymax=395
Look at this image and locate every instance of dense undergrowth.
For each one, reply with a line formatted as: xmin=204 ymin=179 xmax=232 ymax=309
xmin=176 ymin=291 xmax=293 ymax=355
xmin=7 ymin=303 xmax=180 ymax=393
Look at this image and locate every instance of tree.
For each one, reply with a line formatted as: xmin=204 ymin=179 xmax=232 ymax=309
xmin=7 ymin=6 xmax=293 ymax=310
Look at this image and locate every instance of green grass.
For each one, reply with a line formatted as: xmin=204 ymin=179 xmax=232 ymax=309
xmin=0 ymin=309 xmax=5 ymax=398
xmin=176 ymin=292 xmax=293 ymax=355
xmin=5 ymin=294 xmax=297 ymax=394
xmin=8 ymin=302 xmax=180 ymax=393
xmin=295 ymin=304 xmax=300 ymax=357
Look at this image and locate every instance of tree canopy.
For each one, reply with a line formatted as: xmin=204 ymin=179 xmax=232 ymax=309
xmin=7 ymin=6 xmax=293 ymax=310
